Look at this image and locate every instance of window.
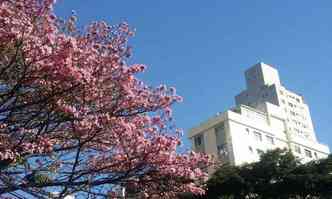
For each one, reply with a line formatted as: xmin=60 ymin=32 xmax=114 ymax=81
xmin=217 ymin=144 xmax=227 ymax=156
xmin=288 ymin=95 xmax=295 ymax=99
xmin=215 ymin=124 xmax=225 ymax=141
xmin=288 ymin=102 xmax=294 ymax=108
xmin=249 ymin=146 xmax=253 ymax=153
xmin=290 ymin=111 xmax=296 ymax=116
xmin=266 ymin=136 xmax=274 ymax=145
xmin=293 ymin=120 xmax=301 ymax=126
xmin=246 ymin=128 xmax=250 ymax=135
xmin=254 ymin=131 xmax=262 ymax=142
xmin=194 ymin=135 xmax=203 ymax=147
xmin=294 ymin=145 xmax=301 ymax=154
xmin=305 ymin=149 xmax=312 ymax=158
xmin=296 ymin=98 xmax=301 ymax=103
xmin=280 ymin=90 xmax=284 ymax=95
xmin=281 ymin=99 xmax=286 ymax=104
xmin=314 ymin=152 xmax=318 ymax=159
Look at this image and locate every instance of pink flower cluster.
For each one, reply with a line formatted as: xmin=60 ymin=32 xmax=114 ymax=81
xmin=0 ymin=0 xmax=211 ymax=197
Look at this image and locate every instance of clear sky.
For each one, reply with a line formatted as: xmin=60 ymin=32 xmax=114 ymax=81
xmin=55 ymin=0 xmax=332 ymax=150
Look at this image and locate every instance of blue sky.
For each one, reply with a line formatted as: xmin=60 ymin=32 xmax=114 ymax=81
xmin=55 ymin=0 xmax=332 ymax=150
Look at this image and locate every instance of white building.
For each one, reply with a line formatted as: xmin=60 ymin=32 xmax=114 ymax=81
xmin=188 ymin=62 xmax=330 ymax=166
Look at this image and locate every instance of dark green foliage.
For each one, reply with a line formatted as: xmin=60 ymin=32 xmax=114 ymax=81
xmin=189 ymin=149 xmax=332 ymax=199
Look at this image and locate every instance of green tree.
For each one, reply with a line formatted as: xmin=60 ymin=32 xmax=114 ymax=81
xmin=202 ymin=149 xmax=332 ymax=199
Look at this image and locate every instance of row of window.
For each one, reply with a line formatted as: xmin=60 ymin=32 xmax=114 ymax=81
xmin=247 ymin=128 xmax=275 ymax=145
xmin=281 ymin=99 xmax=307 ymax=121
xmin=290 ymin=110 xmax=304 ymax=118
xmin=294 ymin=145 xmax=318 ymax=159
xmin=194 ymin=132 xmax=319 ymax=160
xmin=287 ymin=101 xmax=304 ymax=110
xmin=288 ymin=109 xmax=307 ymax=122
xmin=293 ymin=127 xmax=309 ymax=135
xmin=249 ymin=144 xmax=319 ymax=159
xmin=293 ymin=128 xmax=311 ymax=139
xmin=279 ymin=90 xmax=301 ymax=103
xmin=292 ymin=120 xmax=308 ymax=130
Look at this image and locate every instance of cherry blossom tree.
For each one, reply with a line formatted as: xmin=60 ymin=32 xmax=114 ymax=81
xmin=0 ymin=0 xmax=210 ymax=198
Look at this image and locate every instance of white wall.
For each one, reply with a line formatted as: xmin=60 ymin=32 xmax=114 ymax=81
xmin=227 ymin=107 xmax=289 ymax=165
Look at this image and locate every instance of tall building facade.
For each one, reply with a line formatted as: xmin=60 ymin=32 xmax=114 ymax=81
xmin=188 ymin=63 xmax=330 ymax=166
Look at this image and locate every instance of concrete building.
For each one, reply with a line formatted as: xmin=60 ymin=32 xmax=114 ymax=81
xmin=188 ymin=62 xmax=330 ymax=166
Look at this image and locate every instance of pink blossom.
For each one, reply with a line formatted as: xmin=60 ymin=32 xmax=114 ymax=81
xmin=0 ymin=0 xmax=211 ymax=197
